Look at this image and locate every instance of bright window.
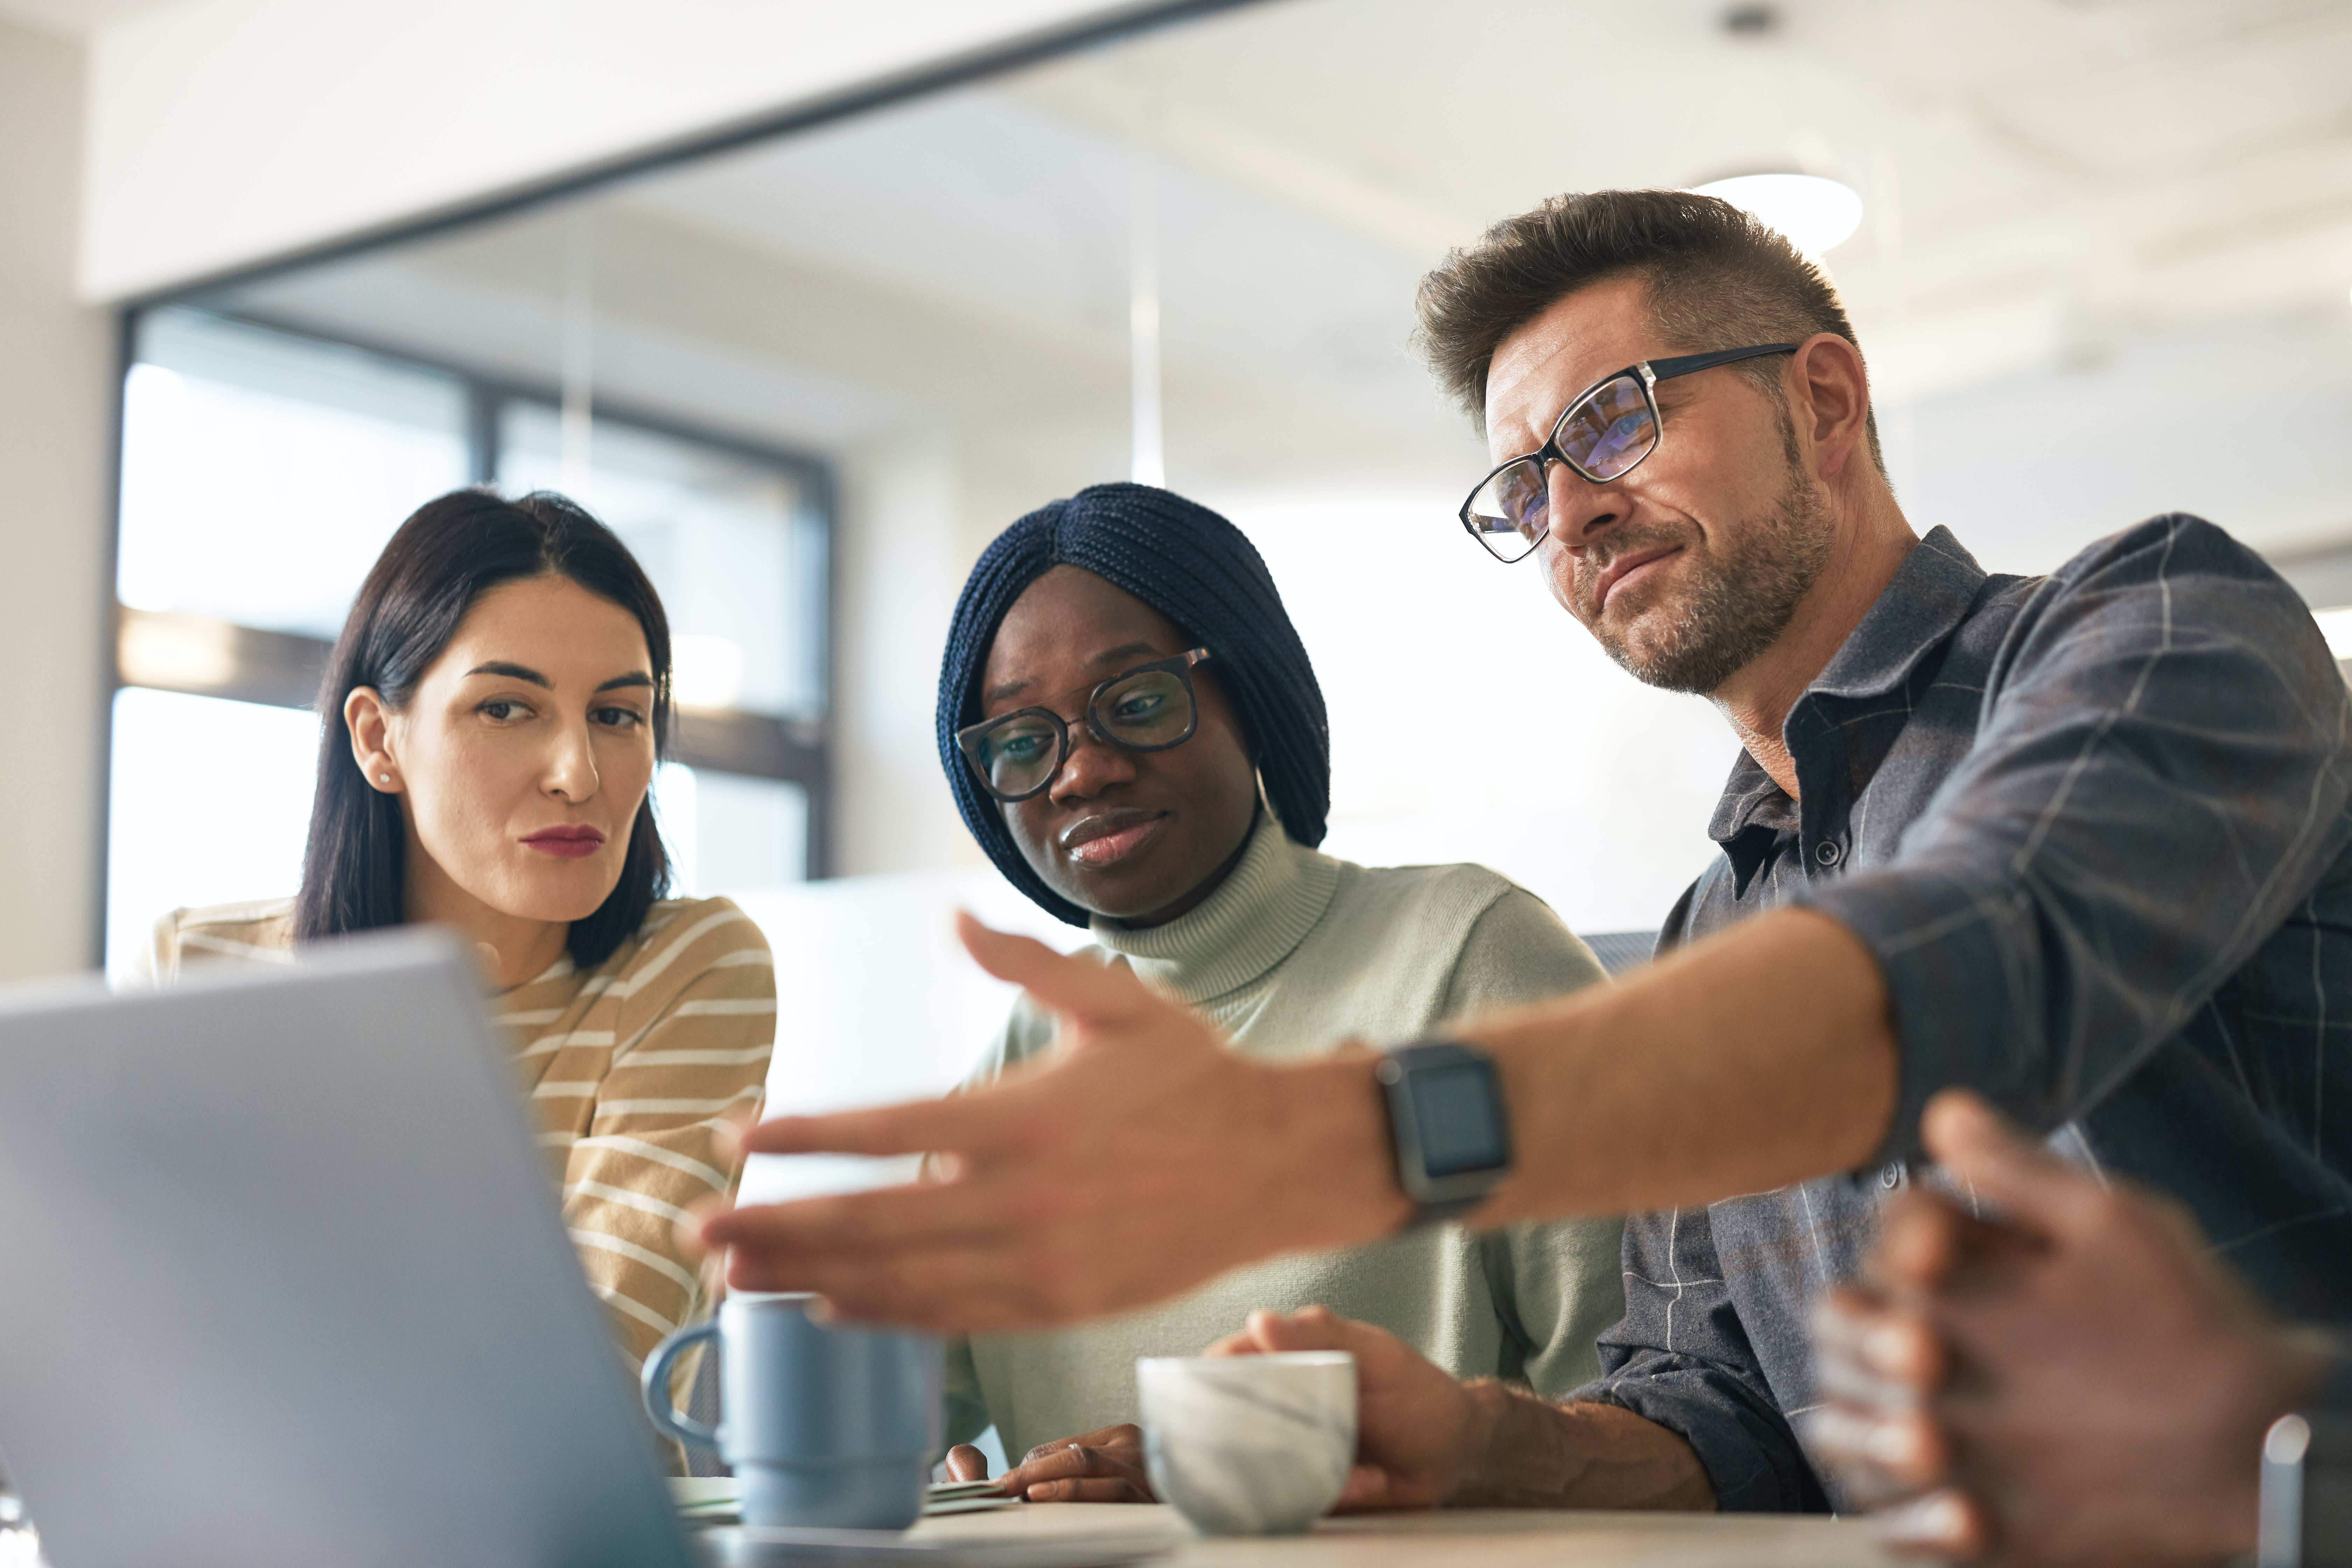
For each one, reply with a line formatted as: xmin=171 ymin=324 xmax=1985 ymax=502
xmin=498 ymin=405 xmax=827 ymax=720
xmin=105 ymin=689 xmax=320 ymax=978
xmin=119 ymin=311 xmax=474 ymax=638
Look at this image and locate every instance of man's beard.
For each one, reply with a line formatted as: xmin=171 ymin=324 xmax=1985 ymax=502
xmin=1578 ymin=466 xmax=1835 ymax=695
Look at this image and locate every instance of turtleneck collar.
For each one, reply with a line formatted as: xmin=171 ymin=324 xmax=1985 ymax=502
xmin=1090 ymin=813 xmax=1342 ymax=1004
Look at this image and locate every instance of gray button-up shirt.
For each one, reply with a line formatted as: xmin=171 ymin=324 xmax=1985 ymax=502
xmin=1573 ymin=517 xmax=2352 ymax=1511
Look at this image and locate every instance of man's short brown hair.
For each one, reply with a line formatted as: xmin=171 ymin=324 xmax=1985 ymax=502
xmin=1414 ymin=188 xmax=1882 ymax=472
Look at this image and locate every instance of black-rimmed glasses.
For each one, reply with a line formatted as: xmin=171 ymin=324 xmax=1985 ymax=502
xmin=956 ymin=648 xmax=1213 ymax=802
xmin=1459 ymin=343 xmax=1800 ymax=563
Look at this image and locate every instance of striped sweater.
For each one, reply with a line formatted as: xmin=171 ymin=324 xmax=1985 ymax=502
xmin=145 ymin=895 xmax=775 ymax=1374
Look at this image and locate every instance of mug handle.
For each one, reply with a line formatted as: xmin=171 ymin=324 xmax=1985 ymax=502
xmin=640 ymin=1319 xmax=722 ymax=1449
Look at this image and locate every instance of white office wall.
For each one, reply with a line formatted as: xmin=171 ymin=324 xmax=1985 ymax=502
xmin=0 ymin=15 xmax=113 ymax=979
xmin=78 ymin=0 xmax=1175 ymax=302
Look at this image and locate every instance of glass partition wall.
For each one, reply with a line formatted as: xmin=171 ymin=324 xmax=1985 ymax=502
xmin=105 ymin=0 xmax=2352 ymax=976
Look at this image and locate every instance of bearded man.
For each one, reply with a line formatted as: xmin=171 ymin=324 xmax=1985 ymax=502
xmin=696 ymin=191 xmax=2352 ymax=1520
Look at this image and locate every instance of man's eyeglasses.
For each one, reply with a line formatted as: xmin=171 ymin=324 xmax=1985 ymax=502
xmin=957 ymin=648 xmax=1213 ymax=803
xmin=1458 ymin=344 xmax=1800 ymax=564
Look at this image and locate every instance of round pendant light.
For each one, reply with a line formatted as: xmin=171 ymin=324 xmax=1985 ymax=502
xmin=1691 ymin=173 xmax=1864 ymax=259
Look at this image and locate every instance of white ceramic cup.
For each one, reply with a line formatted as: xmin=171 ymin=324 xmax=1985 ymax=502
xmin=1135 ymin=1352 xmax=1356 ymax=1535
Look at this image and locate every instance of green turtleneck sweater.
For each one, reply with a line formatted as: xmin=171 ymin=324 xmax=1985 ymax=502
xmin=944 ymin=815 xmax=1624 ymax=1462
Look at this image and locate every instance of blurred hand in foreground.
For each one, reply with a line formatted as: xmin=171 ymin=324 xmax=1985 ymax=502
xmin=1810 ymin=1090 xmax=2327 ymax=1566
xmin=685 ymin=915 xmax=1408 ymax=1332
xmin=944 ymin=1424 xmax=1152 ymax=1503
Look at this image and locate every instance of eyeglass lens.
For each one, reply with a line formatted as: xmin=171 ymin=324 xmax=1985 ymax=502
xmin=968 ymin=667 xmax=1196 ymax=798
xmin=1463 ymin=372 xmax=1659 ymax=561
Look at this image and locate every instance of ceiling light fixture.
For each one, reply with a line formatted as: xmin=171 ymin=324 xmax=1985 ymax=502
xmin=1692 ymin=173 xmax=1864 ymax=259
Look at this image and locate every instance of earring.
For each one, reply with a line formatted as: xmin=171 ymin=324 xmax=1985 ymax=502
xmin=378 ymin=773 xmax=393 ymax=784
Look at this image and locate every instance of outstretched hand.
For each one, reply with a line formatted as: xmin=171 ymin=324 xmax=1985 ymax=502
xmin=1810 ymin=1090 xmax=2327 ymax=1566
xmin=683 ymin=916 xmax=1406 ymax=1332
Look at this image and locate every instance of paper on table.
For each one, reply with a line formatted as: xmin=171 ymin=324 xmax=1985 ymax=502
xmin=666 ymin=1478 xmax=1020 ymax=1522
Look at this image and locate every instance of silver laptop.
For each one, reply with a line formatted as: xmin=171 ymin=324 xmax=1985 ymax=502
xmin=0 ymin=930 xmax=699 ymax=1568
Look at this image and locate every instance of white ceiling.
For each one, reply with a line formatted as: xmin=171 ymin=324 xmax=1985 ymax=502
xmin=162 ymin=0 xmax=2352 ymax=925
xmin=0 ymin=0 xmax=177 ymax=37
xmin=212 ymin=0 xmax=2352 ymax=562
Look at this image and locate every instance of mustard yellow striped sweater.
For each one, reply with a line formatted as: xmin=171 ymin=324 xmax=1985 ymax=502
xmin=145 ymin=895 xmax=775 ymax=1374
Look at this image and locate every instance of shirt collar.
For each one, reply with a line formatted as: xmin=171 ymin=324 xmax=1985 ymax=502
xmin=1806 ymin=526 xmax=1988 ymax=701
xmin=1706 ymin=527 xmax=1988 ymax=877
xmin=1091 ymin=812 xmax=1342 ymax=1004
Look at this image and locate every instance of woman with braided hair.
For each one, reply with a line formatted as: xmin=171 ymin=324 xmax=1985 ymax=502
xmin=932 ymin=482 xmax=1624 ymax=1502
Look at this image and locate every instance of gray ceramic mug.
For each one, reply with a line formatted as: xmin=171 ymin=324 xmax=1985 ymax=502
xmin=643 ymin=1294 xmax=943 ymax=1531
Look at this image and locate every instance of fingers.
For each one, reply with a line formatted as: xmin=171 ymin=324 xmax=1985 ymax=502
xmin=693 ymin=1178 xmax=1011 ymax=1266
xmin=711 ymin=1107 xmax=757 ymax=1165
xmin=1919 ymin=1090 xmax=2102 ymax=1236
xmin=1869 ymin=1486 xmax=1991 ymax=1560
xmin=1332 ymin=1464 xmax=1401 ymax=1513
xmin=721 ymin=1237 xmax=1111 ymax=1333
xmin=954 ymin=912 xmax=1164 ymax=1032
xmin=1018 ymin=1476 xmax=1153 ymax=1504
xmin=676 ymin=1192 xmax=727 ymax=1263
xmin=1238 ymin=1304 xmax=1354 ymax=1354
xmin=944 ymin=1444 xmax=989 ymax=1483
xmin=1811 ymin=1288 xmax=1953 ymax=1510
xmin=1203 ymin=1306 xmax=1343 ymax=1357
xmin=1016 ymin=1427 xmax=1141 ymax=1468
xmin=736 ymin=1095 xmax=1002 ymax=1159
xmin=996 ymin=1432 xmax=1152 ymax=1505
xmin=1805 ymin=1404 xmax=1949 ymax=1503
xmin=1868 ymin=1189 xmax=1970 ymax=1295
xmin=1815 ymin=1286 xmax=1945 ymax=1398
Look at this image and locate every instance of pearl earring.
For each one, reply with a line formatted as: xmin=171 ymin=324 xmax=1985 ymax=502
xmin=379 ymin=773 xmax=392 ymax=784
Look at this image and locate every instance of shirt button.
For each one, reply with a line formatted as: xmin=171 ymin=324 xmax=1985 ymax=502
xmin=1815 ymin=840 xmax=1844 ymax=867
xmin=1880 ymin=1163 xmax=1903 ymax=1189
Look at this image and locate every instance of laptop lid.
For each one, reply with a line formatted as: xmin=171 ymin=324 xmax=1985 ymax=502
xmin=0 ymin=929 xmax=698 ymax=1568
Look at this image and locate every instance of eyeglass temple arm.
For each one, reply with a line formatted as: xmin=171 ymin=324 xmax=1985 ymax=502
xmin=1646 ymin=343 xmax=1804 ymax=382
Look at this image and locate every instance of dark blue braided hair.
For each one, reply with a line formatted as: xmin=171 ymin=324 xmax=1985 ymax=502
xmin=936 ymin=482 xmax=1330 ymax=925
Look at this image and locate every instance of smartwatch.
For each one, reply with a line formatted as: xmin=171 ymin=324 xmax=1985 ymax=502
xmin=2262 ymin=1409 xmax=2352 ymax=1568
xmin=1374 ymin=1040 xmax=1514 ymax=1227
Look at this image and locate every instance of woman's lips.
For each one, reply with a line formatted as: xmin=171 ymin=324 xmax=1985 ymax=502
xmin=522 ymin=826 xmax=606 ymax=860
xmin=1060 ymin=813 xmax=1168 ymax=868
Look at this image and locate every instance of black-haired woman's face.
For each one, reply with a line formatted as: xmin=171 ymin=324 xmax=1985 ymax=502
xmin=352 ymin=574 xmax=658 ymax=934
xmin=980 ymin=566 xmax=1259 ymax=926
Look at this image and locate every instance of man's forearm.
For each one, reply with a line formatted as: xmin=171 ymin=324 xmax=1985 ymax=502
xmin=1469 ymin=906 xmax=1896 ymax=1221
xmin=709 ymin=910 xmax=1893 ymax=1330
xmin=1449 ymin=1382 xmax=1716 ymax=1511
xmin=1261 ymin=907 xmax=1895 ymax=1248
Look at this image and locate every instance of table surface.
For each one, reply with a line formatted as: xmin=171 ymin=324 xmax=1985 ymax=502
xmin=910 ymin=1502 xmax=1897 ymax=1567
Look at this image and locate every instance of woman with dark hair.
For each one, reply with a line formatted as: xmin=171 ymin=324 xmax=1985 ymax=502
xmin=145 ymin=489 xmax=775 ymax=1378
xmin=933 ymin=482 xmax=1623 ymax=1499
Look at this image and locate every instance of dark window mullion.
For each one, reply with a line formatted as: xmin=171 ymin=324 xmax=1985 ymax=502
xmin=465 ymin=382 xmax=501 ymax=487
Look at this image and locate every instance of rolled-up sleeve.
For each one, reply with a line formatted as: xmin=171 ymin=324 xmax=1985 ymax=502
xmin=1572 ymin=1205 xmax=1826 ymax=1513
xmin=1798 ymin=517 xmax=2352 ymax=1160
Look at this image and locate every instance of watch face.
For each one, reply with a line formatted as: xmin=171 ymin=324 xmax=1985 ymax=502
xmin=1409 ymin=1062 xmax=1508 ymax=1176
